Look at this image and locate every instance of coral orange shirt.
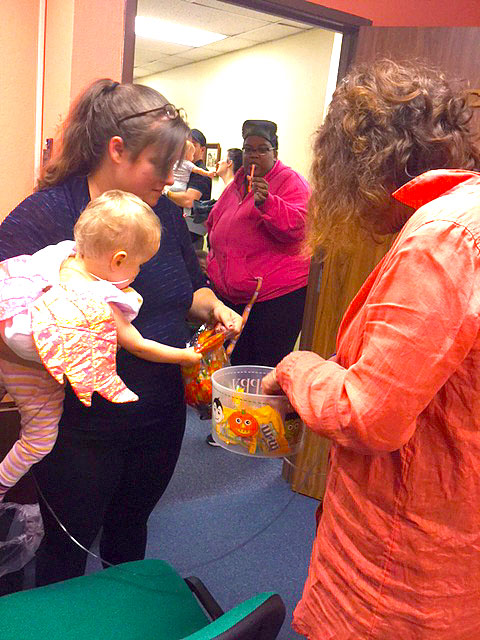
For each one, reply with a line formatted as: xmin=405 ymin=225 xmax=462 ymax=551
xmin=276 ymin=170 xmax=480 ymax=639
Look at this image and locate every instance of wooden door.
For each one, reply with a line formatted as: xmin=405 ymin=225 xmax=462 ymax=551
xmin=287 ymin=26 xmax=480 ymax=500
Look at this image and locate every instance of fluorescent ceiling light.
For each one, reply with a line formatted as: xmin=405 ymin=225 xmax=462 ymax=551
xmin=135 ymin=16 xmax=227 ymax=47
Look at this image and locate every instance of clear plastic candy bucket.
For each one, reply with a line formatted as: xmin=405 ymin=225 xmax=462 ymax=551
xmin=211 ymin=365 xmax=303 ymax=458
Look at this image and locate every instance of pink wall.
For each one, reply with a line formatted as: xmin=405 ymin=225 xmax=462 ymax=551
xmin=70 ymin=0 xmax=125 ymax=100
xmin=0 ymin=0 xmax=40 ymax=219
xmin=308 ymin=0 xmax=480 ymax=26
xmin=1 ymin=0 xmax=127 ymax=221
xmin=43 ymin=0 xmax=74 ymax=142
xmin=43 ymin=0 xmax=125 ymax=144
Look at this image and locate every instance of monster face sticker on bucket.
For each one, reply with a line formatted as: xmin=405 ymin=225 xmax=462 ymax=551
xmin=211 ymin=366 xmax=303 ymax=458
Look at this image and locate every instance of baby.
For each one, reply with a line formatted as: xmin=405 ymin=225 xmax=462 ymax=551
xmin=0 ymin=189 xmax=201 ymax=500
xmin=167 ymin=140 xmax=216 ymax=192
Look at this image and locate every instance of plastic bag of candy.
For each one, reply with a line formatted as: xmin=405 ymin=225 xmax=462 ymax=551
xmin=182 ymin=324 xmax=228 ymax=417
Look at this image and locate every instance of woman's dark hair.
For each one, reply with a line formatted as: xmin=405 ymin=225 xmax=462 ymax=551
xmin=37 ymin=79 xmax=189 ymax=190
xmin=227 ymin=148 xmax=243 ymax=175
xmin=308 ymin=59 xmax=480 ymax=257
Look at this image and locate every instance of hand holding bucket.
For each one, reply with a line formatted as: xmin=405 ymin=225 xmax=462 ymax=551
xmin=211 ymin=365 xmax=303 ymax=458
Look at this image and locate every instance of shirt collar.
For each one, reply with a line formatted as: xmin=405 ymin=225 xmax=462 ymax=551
xmin=392 ymin=169 xmax=480 ymax=210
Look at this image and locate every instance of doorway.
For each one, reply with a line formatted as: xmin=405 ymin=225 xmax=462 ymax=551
xmin=130 ymin=0 xmax=355 ymax=189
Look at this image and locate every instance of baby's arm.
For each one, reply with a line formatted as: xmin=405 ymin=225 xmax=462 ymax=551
xmin=110 ymin=304 xmax=202 ymax=367
xmin=191 ymin=165 xmax=216 ymax=179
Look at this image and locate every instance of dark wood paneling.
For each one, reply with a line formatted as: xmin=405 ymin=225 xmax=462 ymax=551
xmin=287 ymin=237 xmax=394 ymax=498
xmin=289 ymin=26 xmax=480 ymax=501
xmin=355 ymin=27 xmax=480 ymax=132
xmin=356 ymin=26 xmax=480 ymax=84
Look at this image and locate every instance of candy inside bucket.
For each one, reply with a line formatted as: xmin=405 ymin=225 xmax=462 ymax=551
xmin=211 ymin=365 xmax=303 ymax=458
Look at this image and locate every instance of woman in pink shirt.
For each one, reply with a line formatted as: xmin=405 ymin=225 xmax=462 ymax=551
xmin=206 ymin=119 xmax=310 ymax=369
xmin=263 ymin=59 xmax=480 ymax=639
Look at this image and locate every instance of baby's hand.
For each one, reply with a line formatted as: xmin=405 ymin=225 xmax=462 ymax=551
xmin=180 ymin=347 xmax=203 ymax=366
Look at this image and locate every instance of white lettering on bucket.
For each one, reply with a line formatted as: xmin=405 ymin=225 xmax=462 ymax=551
xmin=232 ymin=377 xmax=261 ymax=395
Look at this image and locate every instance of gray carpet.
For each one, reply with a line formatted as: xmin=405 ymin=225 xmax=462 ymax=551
xmin=88 ymin=407 xmax=320 ymax=639
xmin=150 ymin=407 xmax=319 ymax=639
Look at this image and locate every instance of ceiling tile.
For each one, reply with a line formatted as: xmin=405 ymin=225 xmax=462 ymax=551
xmin=188 ymin=0 xmax=282 ymax=23
xmin=133 ymin=67 xmax=152 ymax=78
xmin=174 ymin=47 xmax=221 ymax=60
xmin=240 ymin=23 xmax=302 ymax=42
xmin=135 ymin=36 xmax=194 ymax=56
xmin=160 ymin=60 xmax=190 ymax=71
xmin=137 ymin=0 xmax=269 ymax=37
xmin=134 ymin=48 xmax=164 ymax=65
xmin=135 ymin=0 xmax=315 ymax=74
xmin=140 ymin=59 xmax=176 ymax=74
xmin=205 ymin=35 xmax=256 ymax=52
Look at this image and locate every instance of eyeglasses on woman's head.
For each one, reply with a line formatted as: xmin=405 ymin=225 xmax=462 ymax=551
xmin=116 ymin=103 xmax=181 ymax=126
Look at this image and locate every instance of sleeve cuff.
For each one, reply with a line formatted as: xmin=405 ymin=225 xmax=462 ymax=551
xmin=276 ymin=350 xmax=313 ymax=395
xmin=255 ymin=192 xmax=272 ymax=213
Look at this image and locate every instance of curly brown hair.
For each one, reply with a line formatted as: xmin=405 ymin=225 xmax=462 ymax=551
xmin=308 ymin=59 xmax=480 ymax=257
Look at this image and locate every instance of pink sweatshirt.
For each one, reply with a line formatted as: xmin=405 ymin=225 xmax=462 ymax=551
xmin=206 ymin=160 xmax=310 ymax=304
xmin=276 ymin=170 xmax=480 ymax=639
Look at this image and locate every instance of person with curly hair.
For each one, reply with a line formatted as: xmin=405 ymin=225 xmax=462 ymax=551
xmin=207 ymin=120 xmax=310 ymax=368
xmin=262 ymin=59 xmax=480 ymax=639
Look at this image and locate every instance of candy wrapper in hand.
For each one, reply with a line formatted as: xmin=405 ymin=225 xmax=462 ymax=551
xmin=182 ymin=324 xmax=228 ymax=416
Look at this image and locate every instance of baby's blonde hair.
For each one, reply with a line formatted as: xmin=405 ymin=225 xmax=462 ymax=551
xmin=74 ymin=190 xmax=161 ymax=261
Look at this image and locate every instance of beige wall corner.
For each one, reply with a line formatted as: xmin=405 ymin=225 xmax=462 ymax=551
xmin=43 ymin=0 xmax=75 ymax=143
xmin=45 ymin=0 xmax=128 ymax=153
xmin=1 ymin=0 xmax=129 ymax=222
xmin=0 ymin=0 xmax=40 ymax=220
xmin=70 ymin=0 xmax=126 ymax=99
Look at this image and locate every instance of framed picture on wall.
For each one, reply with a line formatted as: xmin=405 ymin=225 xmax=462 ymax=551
xmin=205 ymin=143 xmax=221 ymax=170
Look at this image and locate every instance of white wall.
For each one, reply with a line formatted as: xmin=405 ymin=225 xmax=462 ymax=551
xmin=138 ymin=28 xmax=337 ymax=197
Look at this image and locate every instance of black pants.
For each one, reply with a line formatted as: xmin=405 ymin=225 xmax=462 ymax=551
xmin=189 ymin=232 xmax=204 ymax=250
xmin=226 ymin=286 xmax=307 ymax=368
xmin=33 ymin=400 xmax=186 ymax=586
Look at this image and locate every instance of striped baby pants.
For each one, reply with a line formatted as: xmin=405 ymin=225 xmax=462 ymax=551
xmin=0 ymin=358 xmax=64 ymax=499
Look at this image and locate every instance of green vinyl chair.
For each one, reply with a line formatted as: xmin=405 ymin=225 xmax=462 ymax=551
xmin=0 ymin=559 xmax=286 ymax=640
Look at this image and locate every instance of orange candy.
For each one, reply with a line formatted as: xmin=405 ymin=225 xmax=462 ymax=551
xmin=182 ymin=325 xmax=228 ymax=412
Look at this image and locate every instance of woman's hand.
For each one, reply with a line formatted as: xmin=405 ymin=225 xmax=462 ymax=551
xmin=261 ymin=368 xmax=283 ymax=395
xmin=189 ymin=288 xmax=242 ymax=335
xmin=179 ymin=347 xmax=203 ymax=367
xmin=251 ymin=177 xmax=269 ymax=205
xmin=210 ymin=301 xmax=243 ymax=337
